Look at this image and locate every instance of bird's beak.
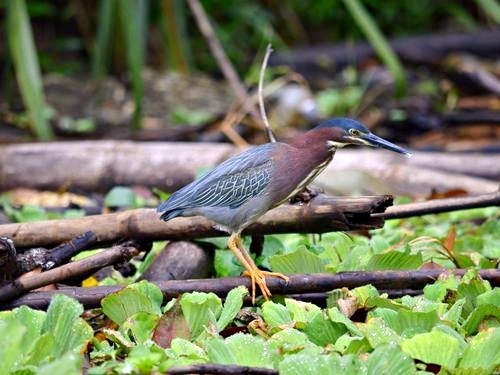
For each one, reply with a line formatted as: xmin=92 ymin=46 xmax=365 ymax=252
xmin=351 ymin=132 xmax=412 ymax=156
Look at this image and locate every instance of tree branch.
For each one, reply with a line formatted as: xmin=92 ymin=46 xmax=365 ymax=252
xmin=0 ymin=241 xmax=142 ymax=303
xmin=168 ymin=364 xmax=278 ymax=375
xmin=0 ymin=195 xmax=392 ymax=249
xmin=2 ymin=269 xmax=498 ymax=310
xmin=374 ymin=190 xmax=500 ymax=220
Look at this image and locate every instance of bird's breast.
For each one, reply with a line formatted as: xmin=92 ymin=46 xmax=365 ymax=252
xmin=285 ymin=155 xmax=332 ymax=199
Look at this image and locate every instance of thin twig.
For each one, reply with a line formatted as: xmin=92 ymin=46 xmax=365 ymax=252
xmin=258 ymin=43 xmax=276 ymax=142
xmin=373 ymin=190 xmax=500 ymax=220
xmin=187 ymin=0 xmax=263 ymax=131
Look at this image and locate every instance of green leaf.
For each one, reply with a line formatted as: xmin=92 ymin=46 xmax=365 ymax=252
xmin=327 ymin=307 xmax=362 ymax=336
xmin=126 ymin=344 xmax=167 ymax=374
xmin=0 ymin=319 xmax=26 ymax=373
xmin=206 ymin=333 xmax=273 ymax=368
xmin=285 ymin=298 xmax=322 ymax=326
xmin=303 ymin=312 xmax=348 ymax=346
xmin=102 ymin=288 xmax=157 ymax=326
xmin=25 ymin=333 xmax=54 ymax=366
xmin=214 ymin=248 xmax=244 ymax=277
xmin=366 ymin=344 xmax=416 ymax=375
xmin=180 ymin=291 xmax=222 ymax=338
xmin=204 ymin=336 xmax=235 ymax=364
xmin=104 ymin=186 xmax=137 ymax=208
xmin=336 ymin=245 xmax=373 ymax=272
xmin=369 ymin=235 xmax=391 ymax=253
xmin=261 ymin=301 xmax=293 ymax=328
xmin=459 ymin=328 xmax=500 ymax=372
xmin=373 ymin=309 xmax=440 ymax=338
xmin=423 ymin=273 xmax=460 ymax=302
xmin=401 ymin=328 xmax=461 ymax=369
xmin=216 ymin=286 xmax=247 ymax=332
xmin=129 ymin=281 xmax=164 ymax=314
xmin=171 ymin=107 xmax=214 ymax=126
xmin=476 ymin=288 xmax=500 ymax=307
xmin=36 ymin=352 xmax=82 ymax=375
xmin=42 ymin=294 xmax=93 ymax=357
xmin=0 ymin=296 xmax=91 ymax=372
xmin=268 ymin=328 xmax=323 ymax=356
xmin=268 ymin=246 xmax=326 ymax=274
xmin=169 ymin=337 xmax=207 ymax=361
xmin=123 ymin=311 xmax=160 ymax=344
xmin=360 ymin=318 xmax=402 ymax=348
xmin=366 ymin=250 xmax=423 ymax=270
xmin=443 ymin=298 xmax=466 ymax=327
xmin=335 ymin=334 xmax=371 ymax=355
xmin=3 ymin=305 xmax=46 ymax=354
xmin=352 ymin=284 xmax=380 ymax=306
xmin=458 ymin=272 xmax=491 ymax=316
xmin=462 ymin=304 xmax=500 ymax=335
xmin=279 ymin=352 xmax=363 ymax=375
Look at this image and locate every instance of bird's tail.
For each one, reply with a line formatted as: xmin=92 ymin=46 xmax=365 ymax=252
xmin=158 ymin=208 xmax=182 ymax=222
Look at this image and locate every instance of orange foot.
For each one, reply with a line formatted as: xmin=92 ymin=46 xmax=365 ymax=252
xmin=243 ymin=268 xmax=289 ymax=304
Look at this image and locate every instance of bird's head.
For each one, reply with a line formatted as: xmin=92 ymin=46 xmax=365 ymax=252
xmin=314 ymin=118 xmax=411 ymax=156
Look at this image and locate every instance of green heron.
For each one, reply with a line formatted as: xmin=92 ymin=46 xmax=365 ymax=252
xmin=158 ymin=118 xmax=410 ymax=302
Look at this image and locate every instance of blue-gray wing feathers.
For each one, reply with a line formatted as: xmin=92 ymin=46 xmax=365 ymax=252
xmin=158 ymin=144 xmax=276 ymax=221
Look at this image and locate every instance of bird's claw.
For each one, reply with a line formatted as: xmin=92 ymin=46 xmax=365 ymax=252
xmin=243 ymin=269 xmax=289 ymax=304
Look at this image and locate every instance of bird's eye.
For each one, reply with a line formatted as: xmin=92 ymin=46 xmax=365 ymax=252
xmin=349 ymin=128 xmax=361 ymax=136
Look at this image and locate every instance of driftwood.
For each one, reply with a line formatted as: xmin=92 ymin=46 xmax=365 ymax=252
xmin=1 ymin=141 xmax=498 ymax=196
xmin=0 ymin=241 xmax=142 ymax=303
xmin=315 ymin=150 xmax=499 ymax=196
xmin=0 ymin=195 xmax=392 ymax=250
xmin=0 ymin=141 xmax=234 ymax=192
xmin=407 ymin=151 xmax=500 ymax=180
xmin=2 ymin=270 xmax=499 ymax=310
xmin=1 ymin=191 xmax=497 ymax=252
xmin=269 ymin=28 xmax=500 ymax=78
xmin=139 ymin=240 xmax=214 ymax=282
xmin=167 ymin=364 xmax=278 ymax=375
xmin=0 ymin=231 xmax=98 ymax=284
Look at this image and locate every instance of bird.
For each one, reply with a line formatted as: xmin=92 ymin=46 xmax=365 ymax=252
xmin=157 ymin=118 xmax=411 ymax=303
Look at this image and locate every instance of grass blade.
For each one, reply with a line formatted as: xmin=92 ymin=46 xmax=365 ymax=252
xmin=342 ymin=0 xmax=406 ymax=97
xmin=118 ymin=0 xmax=147 ymax=130
xmin=6 ymin=0 xmax=53 ymax=139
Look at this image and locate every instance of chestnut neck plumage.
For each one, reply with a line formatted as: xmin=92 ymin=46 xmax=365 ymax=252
xmin=291 ymin=127 xmax=342 ymax=159
xmin=278 ymin=127 xmax=342 ymax=202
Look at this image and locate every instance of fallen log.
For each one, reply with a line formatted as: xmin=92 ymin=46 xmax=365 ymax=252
xmin=1 ymin=141 xmax=498 ymax=196
xmin=269 ymin=28 xmax=500 ymax=80
xmin=0 ymin=195 xmax=393 ymax=250
xmin=2 ymin=269 xmax=498 ymax=310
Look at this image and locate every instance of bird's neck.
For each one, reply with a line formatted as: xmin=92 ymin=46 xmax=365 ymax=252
xmin=290 ymin=129 xmax=337 ymax=160
xmin=282 ymin=130 xmax=337 ymax=197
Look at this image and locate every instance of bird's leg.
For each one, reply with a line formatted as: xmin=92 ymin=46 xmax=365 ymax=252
xmin=227 ymin=233 xmax=289 ymax=304
xmin=234 ymin=235 xmax=289 ymax=280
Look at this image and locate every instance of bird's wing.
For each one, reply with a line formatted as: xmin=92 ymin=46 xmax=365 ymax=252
xmin=189 ymin=158 xmax=272 ymax=208
xmin=158 ymin=143 xmax=277 ymax=212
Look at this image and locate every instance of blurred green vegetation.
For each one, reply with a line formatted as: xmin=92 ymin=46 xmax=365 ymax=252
xmin=1 ymin=0 xmax=499 ymax=138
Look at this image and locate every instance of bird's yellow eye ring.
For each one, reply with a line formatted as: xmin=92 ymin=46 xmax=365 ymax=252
xmin=349 ymin=128 xmax=361 ymax=136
